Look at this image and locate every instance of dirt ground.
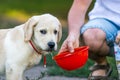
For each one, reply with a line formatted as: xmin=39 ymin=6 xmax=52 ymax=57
xmin=0 ymin=66 xmax=87 ymax=80
xmin=25 ymin=66 xmax=87 ymax=80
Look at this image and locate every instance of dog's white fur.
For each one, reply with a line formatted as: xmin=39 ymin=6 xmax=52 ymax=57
xmin=0 ymin=14 xmax=62 ymax=80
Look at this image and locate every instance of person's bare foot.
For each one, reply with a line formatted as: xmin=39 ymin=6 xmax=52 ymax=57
xmin=88 ymin=63 xmax=112 ymax=80
xmin=91 ymin=69 xmax=106 ymax=76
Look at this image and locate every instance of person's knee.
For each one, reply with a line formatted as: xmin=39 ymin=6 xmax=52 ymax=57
xmin=82 ymin=28 xmax=106 ymax=52
xmin=81 ymin=28 xmax=109 ymax=62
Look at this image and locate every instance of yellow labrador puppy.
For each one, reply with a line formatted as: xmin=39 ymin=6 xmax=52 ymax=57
xmin=0 ymin=14 xmax=62 ymax=80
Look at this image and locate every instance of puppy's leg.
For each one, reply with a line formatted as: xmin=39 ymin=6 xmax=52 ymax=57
xmin=5 ymin=62 xmax=25 ymax=80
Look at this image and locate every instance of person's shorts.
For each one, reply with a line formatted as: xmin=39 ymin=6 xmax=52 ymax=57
xmin=80 ymin=18 xmax=120 ymax=56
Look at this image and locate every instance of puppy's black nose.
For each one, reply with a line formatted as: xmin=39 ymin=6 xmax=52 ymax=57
xmin=48 ymin=42 xmax=55 ymax=49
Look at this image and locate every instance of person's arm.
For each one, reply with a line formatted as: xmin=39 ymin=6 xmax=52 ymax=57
xmin=59 ymin=0 xmax=92 ymax=53
xmin=68 ymin=0 xmax=92 ymax=37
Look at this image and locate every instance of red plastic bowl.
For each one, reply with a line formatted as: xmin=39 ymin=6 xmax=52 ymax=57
xmin=53 ymin=46 xmax=89 ymax=71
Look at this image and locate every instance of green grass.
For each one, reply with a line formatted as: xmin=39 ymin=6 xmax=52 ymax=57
xmin=43 ymin=56 xmax=118 ymax=78
xmin=0 ymin=0 xmax=73 ymax=19
xmin=42 ymin=52 xmax=118 ymax=78
xmin=46 ymin=58 xmax=94 ymax=78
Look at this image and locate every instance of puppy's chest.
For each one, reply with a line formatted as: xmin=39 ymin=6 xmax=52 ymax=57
xmin=27 ymin=53 xmax=42 ymax=67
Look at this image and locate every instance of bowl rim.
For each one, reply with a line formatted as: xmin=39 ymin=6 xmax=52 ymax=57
xmin=53 ymin=46 xmax=89 ymax=60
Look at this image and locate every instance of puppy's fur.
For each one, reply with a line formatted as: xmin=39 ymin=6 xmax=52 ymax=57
xmin=0 ymin=14 xmax=62 ymax=80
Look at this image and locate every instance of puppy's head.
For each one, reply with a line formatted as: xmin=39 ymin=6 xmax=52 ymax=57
xmin=24 ymin=14 xmax=62 ymax=52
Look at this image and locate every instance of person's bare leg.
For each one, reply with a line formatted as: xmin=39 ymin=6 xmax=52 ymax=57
xmin=82 ymin=28 xmax=110 ymax=76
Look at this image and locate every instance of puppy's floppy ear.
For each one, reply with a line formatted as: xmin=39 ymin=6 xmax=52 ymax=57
xmin=24 ymin=16 xmax=40 ymax=42
xmin=57 ymin=24 xmax=62 ymax=42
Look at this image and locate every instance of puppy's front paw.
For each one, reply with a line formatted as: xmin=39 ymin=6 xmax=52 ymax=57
xmin=115 ymin=32 xmax=120 ymax=44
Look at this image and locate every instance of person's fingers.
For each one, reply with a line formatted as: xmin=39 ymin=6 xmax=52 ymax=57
xmin=59 ymin=41 xmax=68 ymax=53
xmin=116 ymin=37 xmax=120 ymax=44
xmin=68 ymin=41 xmax=74 ymax=53
xmin=59 ymin=48 xmax=68 ymax=53
xmin=115 ymin=35 xmax=120 ymax=44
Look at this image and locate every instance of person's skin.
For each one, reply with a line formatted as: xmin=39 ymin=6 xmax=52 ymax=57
xmin=59 ymin=0 xmax=109 ymax=76
xmin=59 ymin=0 xmax=92 ymax=53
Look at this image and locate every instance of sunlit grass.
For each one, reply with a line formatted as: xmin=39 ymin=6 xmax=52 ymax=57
xmin=0 ymin=0 xmax=73 ymax=20
xmin=5 ymin=10 xmax=31 ymax=22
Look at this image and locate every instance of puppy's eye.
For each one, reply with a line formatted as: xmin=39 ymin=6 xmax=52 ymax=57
xmin=40 ymin=30 xmax=47 ymax=34
xmin=54 ymin=30 xmax=57 ymax=35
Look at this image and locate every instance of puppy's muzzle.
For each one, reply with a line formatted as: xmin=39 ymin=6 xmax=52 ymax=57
xmin=47 ymin=42 xmax=55 ymax=50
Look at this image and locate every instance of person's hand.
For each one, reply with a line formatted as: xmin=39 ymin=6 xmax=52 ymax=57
xmin=115 ymin=32 xmax=120 ymax=44
xmin=59 ymin=34 xmax=80 ymax=53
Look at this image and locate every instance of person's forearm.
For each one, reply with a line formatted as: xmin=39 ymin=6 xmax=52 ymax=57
xmin=68 ymin=0 xmax=92 ymax=36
